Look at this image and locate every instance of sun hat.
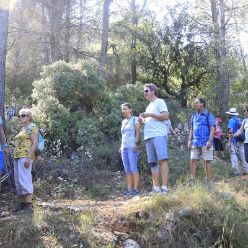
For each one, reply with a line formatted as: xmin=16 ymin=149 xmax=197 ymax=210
xmin=225 ymin=108 xmax=239 ymax=116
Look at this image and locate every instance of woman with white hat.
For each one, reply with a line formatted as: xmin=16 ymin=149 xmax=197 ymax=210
xmin=226 ymin=107 xmax=248 ymax=176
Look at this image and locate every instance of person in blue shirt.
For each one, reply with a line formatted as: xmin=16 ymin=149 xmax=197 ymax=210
xmin=188 ymin=98 xmax=215 ymax=184
xmin=226 ymin=107 xmax=248 ymax=176
xmin=0 ymin=116 xmax=9 ymax=192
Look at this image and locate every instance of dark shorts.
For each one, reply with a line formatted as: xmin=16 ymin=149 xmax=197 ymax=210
xmin=245 ymin=143 xmax=248 ymax=163
xmin=213 ymin=138 xmax=224 ymax=152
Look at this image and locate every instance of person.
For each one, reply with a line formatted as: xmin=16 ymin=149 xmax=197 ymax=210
xmin=120 ymin=103 xmax=140 ymax=196
xmin=233 ymin=104 xmax=248 ymax=165
xmin=226 ymin=107 xmax=248 ymax=176
xmin=187 ymin=98 xmax=215 ymax=184
xmin=164 ymin=119 xmax=175 ymax=135
xmin=0 ymin=115 xmax=9 ymax=192
xmin=13 ymin=108 xmax=38 ymax=214
xmin=138 ymin=83 xmax=169 ymax=194
xmin=213 ymin=117 xmax=225 ymax=160
xmin=6 ymin=103 xmax=16 ymax=120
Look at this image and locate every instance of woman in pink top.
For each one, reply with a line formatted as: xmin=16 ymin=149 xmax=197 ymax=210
xmin=213 ymin=118 xmax=224 ymax=159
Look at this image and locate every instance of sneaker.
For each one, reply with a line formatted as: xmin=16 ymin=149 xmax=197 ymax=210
xmin=16 ymin=203 xmax=33 ymax=214
xmin=161 ymin=188 xmax=168 ymax=195
xmin=121 ymin=190 xmax=132 ymax=196
xmin=185 ymin=178 xmax=195 ymax=187
xmin=229 ymin=172 xmax=241 ymax=177
xmin=130 ymin=189 xmax=139 ymax=196
xmin=12 ymin=202 xmax=25 ymax=213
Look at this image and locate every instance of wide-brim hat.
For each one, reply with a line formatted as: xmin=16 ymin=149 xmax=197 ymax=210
xmin=226 ymin=108 xmax=239 ymax=116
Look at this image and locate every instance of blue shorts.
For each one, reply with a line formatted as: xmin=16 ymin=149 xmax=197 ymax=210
xmin=145 ymin=135 xmax=168 ymax=164
xmin=121 ymin=148 xmax=139 ymax=175
xmin=0 ymin=151 xmax=4 ymax=174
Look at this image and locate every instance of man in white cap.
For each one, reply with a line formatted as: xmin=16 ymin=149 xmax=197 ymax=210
xmin=226 ymin=107 xmax=248 ymax=176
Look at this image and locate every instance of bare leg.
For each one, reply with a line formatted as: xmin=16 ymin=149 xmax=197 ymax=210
xmin=25 ymin=194 xmax=33 ymax=204
xmin=132 ymin=173 xmax=139 ymax=190
xmin=205 ymin=161 xmax=212 ymax=180
xmin=160 ymin=160 xmax=169 ymax=186
xmin=190 ymin=159 xmax=198 ymax=179
xmin=126 ymin=175 xmax=133 ymax=190
xmin=152 ymin=171 xmax=160 ymax=187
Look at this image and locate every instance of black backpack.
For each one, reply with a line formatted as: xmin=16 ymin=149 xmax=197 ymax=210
xmin=235 ymin=118 xmax=245 ymax=142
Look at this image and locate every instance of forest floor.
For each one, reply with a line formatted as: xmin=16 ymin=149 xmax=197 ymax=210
xmin=0 ymin=159 xmax=248 ymax=248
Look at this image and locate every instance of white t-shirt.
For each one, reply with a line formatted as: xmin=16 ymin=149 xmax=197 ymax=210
xmin=242 ymin=118 xmax=248 ymax=143
xmin=121 ymin=116 xmax=138 ymax=149
xmin=144 ymin=98 xmax=168 ymax=140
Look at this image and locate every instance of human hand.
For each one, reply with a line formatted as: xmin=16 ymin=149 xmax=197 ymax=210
xmin=206 ymin=141 xmax=212 ymax=150
xmin=133 ymin=144 xmax=139 ymax=152
xmin=3 ymin=148 xmax=9 ymax=157
xmin=24 ymin=158 xmax=31 ymax=168
xmin=188 ymin=140 xmax=192 ymax=149
xmin=140 ymin=112 xmax=151 ymax=118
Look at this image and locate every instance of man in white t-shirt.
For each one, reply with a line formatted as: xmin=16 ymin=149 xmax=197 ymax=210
xmin=139 ymin=83 xmax=169 ymax=194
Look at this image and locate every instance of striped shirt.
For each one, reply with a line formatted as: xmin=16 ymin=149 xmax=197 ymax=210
xmin=191 ymin=109 xmax=215 ymax=147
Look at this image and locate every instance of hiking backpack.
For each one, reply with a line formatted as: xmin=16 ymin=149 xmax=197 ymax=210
xmin=27 ymin=124 xmax=45 ymax=154
xmin=235 ymin=118 xmax=245 ymax=142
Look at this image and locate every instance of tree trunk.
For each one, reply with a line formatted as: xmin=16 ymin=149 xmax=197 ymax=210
xmin=210 ymin=0 xmax=230 ymax=115
xmin=0 ymin=7 xmax=9 ymax=117
xmin=130 ymin=0 xmax=138 ymax=83
xmin=45 ymin=0 xmax=66 ymax=62
xmin=64 ymin=0 xmax=71 ymax=62
xmin=98 ymin=0 xmax=112 ymax=79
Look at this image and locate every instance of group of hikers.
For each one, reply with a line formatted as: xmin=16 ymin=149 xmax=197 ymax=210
xmin=0 ymin=83 xmax=248 ymax=214
xmin=120 ymin=83 xmax=248 ymax=196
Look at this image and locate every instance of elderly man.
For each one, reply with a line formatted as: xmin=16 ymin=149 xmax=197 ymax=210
xmin=188 ymin=98 xmax=215 ymax=184
xmin=139 ymin=83 xmax=169 ymax=194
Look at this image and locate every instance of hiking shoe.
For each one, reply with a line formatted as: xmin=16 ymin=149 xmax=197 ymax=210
xmin=12 ymin=202 xmax=25 ymax=213
xmin=16 ymin=203 xmax=33 ymax=215
xmin=161 ymin=188 xmax=168 ymax=195
xmin=130 ymin=189 xmax=139 ymax=196
xmin=121 ymin=190 xmax=132 ymax=196
xmin=229 ymin=172 xmax=241 ymax=177
xmin=185 ymin=178 xmax=195 ymax=187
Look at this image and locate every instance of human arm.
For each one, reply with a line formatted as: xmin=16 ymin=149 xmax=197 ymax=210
xmin=188 ymin=128 xmax=193 ymax=149
xmin=206 ymin=125 xmax=215 ymax=149
xmin=0 ymin=125 xmax=9 ymax=156
xmin=140 ymin=111 xmax=169 ymax=121
xmin=133 ymin=122 xmax=140 ymax=151
xmin=232 ymin=124 xmax=244 ymax=138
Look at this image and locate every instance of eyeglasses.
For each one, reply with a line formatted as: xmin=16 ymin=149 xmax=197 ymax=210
xmin=18 ymin=114 xmax=28 ymax=118
xmin=143 ymin=89 xmax=150 ymax=93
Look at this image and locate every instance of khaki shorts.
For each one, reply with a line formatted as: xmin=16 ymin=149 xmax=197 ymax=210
xmin=191 ymin=146 xmax=214 ymax=161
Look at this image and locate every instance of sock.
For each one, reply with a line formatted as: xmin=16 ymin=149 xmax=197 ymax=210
xmin=153 ymin=186 xmax=160 ymax=192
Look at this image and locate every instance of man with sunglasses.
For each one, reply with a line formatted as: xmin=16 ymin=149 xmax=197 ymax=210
xmin=139 ymin=83 xmax=169 ymax=194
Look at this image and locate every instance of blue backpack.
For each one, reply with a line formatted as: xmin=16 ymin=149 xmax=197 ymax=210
xmin=27 ymin=124 xmax=45 ymax=154
xmin=235 ymin=118 xmax=245 ymax=142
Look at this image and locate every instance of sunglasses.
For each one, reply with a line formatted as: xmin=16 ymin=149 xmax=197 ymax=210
xmin=18 ymin=114 xmax=29 ymax=118
xmin=143 ymin=89 xmax=150 ymax=93
xmin=244 ymin=110 xmax=248 ymax=113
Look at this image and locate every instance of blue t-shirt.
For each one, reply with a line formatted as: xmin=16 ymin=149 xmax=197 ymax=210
xmin=121 ymin=116 xmax=138 ymax=149
xmin=0 ymin=117 xmax=3 ymax=152
xmin=191 ymin=109 xmax=215 ymax=147
xmin=228 ymin=116 xmax=241 ymax=143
